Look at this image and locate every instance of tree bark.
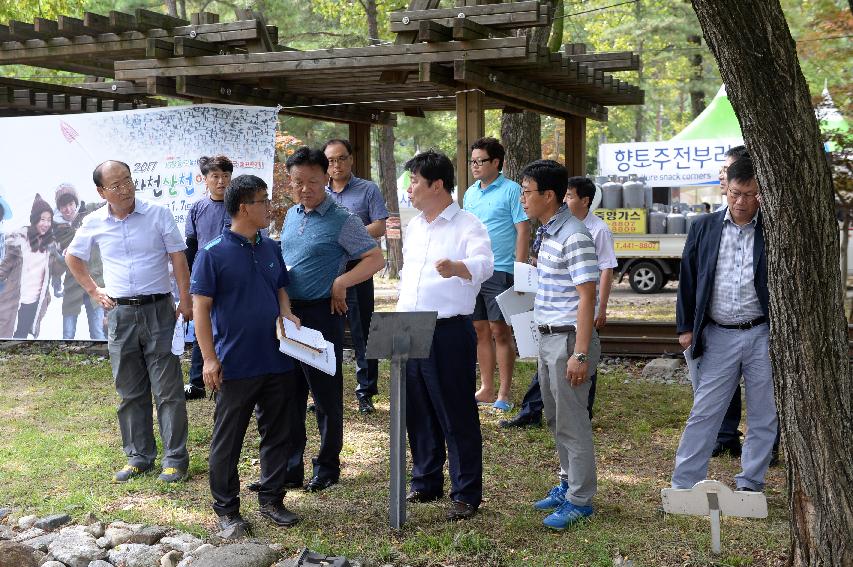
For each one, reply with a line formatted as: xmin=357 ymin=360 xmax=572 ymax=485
xmin=691 ymin=2 xmax=853 ymax=566
xmin=163 ymin=0 xmax=178 ymax=17
xmin=688 ymin=34 xmax=705 ymax=118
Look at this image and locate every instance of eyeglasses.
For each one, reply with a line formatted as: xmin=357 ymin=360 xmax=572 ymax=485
xmin=246 ymin=199 xmax=271 ymax=207
xmin=520 ymin=190 xmax=541 ymax=200
xmin=468 ymin=158 xmax=494 ymax=167
xmin=728 ymin=189 xmax=758 ymax=201
xmin=290 ymin=180 xmax=323 ymax=189
xmin=719 ymin=165 xmax=729 ymax=175
xmin=102 ymin=177 xmax=134 ymax=192
xmin=327 ymin=156 xmax=350 ymax=165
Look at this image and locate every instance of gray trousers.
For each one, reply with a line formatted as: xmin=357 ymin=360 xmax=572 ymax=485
xmin=107 ymin=297 xmax=189 ymax=470
xmin=538 ymin=330 xmax=601 ymax=507
xmin=672 ymin=323 xmax=777 ymax=491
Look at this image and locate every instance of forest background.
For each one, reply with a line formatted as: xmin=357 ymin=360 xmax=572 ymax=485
xmin=1 ymin=0 xmax=849 ymax=178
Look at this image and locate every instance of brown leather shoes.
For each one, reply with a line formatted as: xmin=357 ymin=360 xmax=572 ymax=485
xmin=445 ymin=500 xmax=477 ymax=521
xmin=406 ymin=490 xmax=442 ymax=503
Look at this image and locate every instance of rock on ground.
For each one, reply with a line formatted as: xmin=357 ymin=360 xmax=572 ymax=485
xmin=14 ymin=527 xmax=46 ymax=542
xmin=34 ymin=514 xmax=72 ymax=531
xmin=47 ymin=527 xmax=108 ymax=567
xmin=88 ymin=561 xmax=114 ymax=567
xmin=129 ymin=525 xmax=170 ymax=545
xmin=18 ymin=515 xmax=38 ymax=529
xmin=160 ymin=533 xmax=203 ymax=554
xmin=161 ymin=549 xmax=183 ymax=567
xmin=108 ymin=543 xmax=166 ymax=567
xmin=20 ymin=531 xmax=59 ymax=552
xmin=0 ymin=525 xmax=13 ymax=540
xmin=191 ymin=542 xmax=279 ymax=567
xmin=0 ymin=540 xmax=40 ymax=567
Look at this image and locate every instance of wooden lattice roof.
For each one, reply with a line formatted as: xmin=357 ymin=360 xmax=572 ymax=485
xmin=0 ymin=2 xmax=644 ymax=124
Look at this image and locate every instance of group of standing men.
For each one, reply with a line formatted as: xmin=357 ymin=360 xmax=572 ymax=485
xmin=59 ymin=134 xmax=778 ymax=536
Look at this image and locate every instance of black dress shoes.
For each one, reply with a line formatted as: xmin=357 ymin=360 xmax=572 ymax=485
xmin=445 ymin=500 xmax=477 ymax=521
xmin=247 ymin=479 xmax=302 ymax=492
xmin=305 ymin=476 xmax=338 ymax=493
xmin=217 ymin=512 xmax=251 ymax=539
xmin=499 ymin=412 xmax=542 ymax=429
xmin=259 ymin=502 xmax=300 ymax=527
xmin=358 ymin=396 xmax=376 ymax=414
xmin=406 ymin=489 xmax=442 ymax=503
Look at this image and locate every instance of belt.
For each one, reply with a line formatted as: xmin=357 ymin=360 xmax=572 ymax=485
xmin=112 ymin=293 xmax=171 ymax=306
xmin=713 ymin=316 xmax=767 ymax=330
xmin=290 ymin=297 xmax=331 ymax=308
xmin=435 ymin=315 xmax=470 ymax=327
xmin=538 ymin=324 xmax=576 ymax=334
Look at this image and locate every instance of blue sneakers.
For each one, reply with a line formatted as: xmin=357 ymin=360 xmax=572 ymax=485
xmin=543 ymin=500 xmax=593 ymax=530
xmin=534 ymin=483 xmax=567 ymax=510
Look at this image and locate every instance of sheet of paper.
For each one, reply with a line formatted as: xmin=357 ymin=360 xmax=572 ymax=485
xmin=684 ymin=347 xmax=701 ymax=391
xmin=496 ymin=288 xmax=536 ymax=322
xmin=281 ymin=317 xmax=326 ymax=350
xmin=510 ymin=310 xmax=540 ymax=358
xmin=280 ymin=338 xmax=337 ymax=376
xmin=514 ymin=262 xmax=539 ymax=292
xmin=171 ymin=314 xmax=185 ymax=356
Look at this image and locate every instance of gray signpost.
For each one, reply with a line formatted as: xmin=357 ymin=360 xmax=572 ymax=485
xmin=366 ymin=311 xmax=437 ymax=530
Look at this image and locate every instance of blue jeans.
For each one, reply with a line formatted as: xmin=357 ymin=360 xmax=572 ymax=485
xmin=63 ymin=295 xmax=106 ymax=340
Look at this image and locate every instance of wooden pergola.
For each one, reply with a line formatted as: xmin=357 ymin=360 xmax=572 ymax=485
xmin=0 ymin=0 xmax=643 ymax=190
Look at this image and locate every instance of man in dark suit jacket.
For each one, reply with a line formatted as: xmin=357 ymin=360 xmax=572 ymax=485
xmin=672 ymin=154 xmax=778 ymax=492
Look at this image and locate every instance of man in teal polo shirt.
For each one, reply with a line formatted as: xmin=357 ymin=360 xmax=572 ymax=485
xmin=463 ymin=137 xmax=529 ymax=411
xmin=280 ymin=147 xmax=384 ymax=493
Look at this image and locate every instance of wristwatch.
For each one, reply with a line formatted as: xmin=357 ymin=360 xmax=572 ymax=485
xmin=572 ymin=352 xmax=589 ymax=363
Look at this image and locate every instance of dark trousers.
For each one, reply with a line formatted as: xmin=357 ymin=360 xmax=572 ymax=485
xmin=188 ymin=340 xmax=205 ymax=390
xmin=518 ymin=371 xmax=598 ymax=421
xmin=13 ymin=301 xmax=38 ymax=338
xmin=285 ymin=298 xmax=345 ymax=484
xmin=209 ymin=372 xmax=300 ymax=516
xmin=406 ymin=316 xmax=483 ymax=507
xmin=347 ymin=277 xmax=378 ymax=400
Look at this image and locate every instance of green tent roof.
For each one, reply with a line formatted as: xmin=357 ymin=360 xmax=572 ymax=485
xmin=671 ymin=85 xmax=742 ymax=141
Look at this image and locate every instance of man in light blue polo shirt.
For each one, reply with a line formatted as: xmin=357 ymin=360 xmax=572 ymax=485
xmin=280 ymin=147 xmax=385 ymax=493
xmin=463 ymin=137 xmax=529 ymax=411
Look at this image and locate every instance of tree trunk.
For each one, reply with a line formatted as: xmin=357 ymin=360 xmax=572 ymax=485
xmin=178 ymin=0 xmax=187 ymax=20
xmin=363 ymin=0 xmax=403 ymax=277
xmin=688 ymin=34 xmax=705 ymax=118
xmin=163 ymin=0 xmax=178 ymax=17
xmin=841 ymin=209 xmax=850 ymax=319
xmin=377 ymin=124 xmax=403 ymax=278
xmin=547 ymin=0 xmax=564 ymax=54
xmin=691 ymin=2 xmax=853 ymax=566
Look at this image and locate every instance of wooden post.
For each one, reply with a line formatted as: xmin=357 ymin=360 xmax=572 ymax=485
xmin=456 ymin=89 xmax=484 ymax=202
xmin=564 ymin=115 xmax=587 ymax=176
xmin=349 ymin=122 xmax=372 ymax=180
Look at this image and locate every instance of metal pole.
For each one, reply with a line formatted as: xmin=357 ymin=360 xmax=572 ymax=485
xmin=389 ymin=335 xmax=410 ymax=530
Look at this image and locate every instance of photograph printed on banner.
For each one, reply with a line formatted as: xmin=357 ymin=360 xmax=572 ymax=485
xmin=0 ymin=104 xmax=277 ymax=341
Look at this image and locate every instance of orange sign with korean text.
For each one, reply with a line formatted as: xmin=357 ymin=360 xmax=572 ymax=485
xmin=593 ymin=208 xmax=647 ymax=234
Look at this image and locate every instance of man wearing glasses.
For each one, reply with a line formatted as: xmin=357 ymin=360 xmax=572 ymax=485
xmin=66 ymin=160 xmax=191 ymax=484
xmin=281 ymin=147 xmax=384 ymax=493
xmin=673 ymin=154 xmax=777 ymax=493
xmin=323 ymin=139 xmax=389 ymax=415
xmin=463 ymin=137 xmax=529 ymax=412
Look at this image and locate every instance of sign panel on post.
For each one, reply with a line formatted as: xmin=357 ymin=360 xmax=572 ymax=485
xmin=0 ymin=104 xmax=277 ymax=341
xmin=598 ymin=138 xmax=743 ymax=185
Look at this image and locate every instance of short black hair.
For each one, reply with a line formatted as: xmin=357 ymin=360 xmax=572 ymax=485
xmin=470 ymin=137 xmax=505 ymax=170
xmin=198 ymin=155 xmax=234 ymax=175
xmin=285 ymin=146 xmax=329 ymax=173
xmin=322 ymin=139 xmax=353 ymax=155
xmin=520 ymin=160 xmax=568 ymax=202
xmin=725 ymin=145 xmax=748 ymax=161
xmin=727 ymin=154 xmax=755 ymax=185
xmin=92 ymin=160 xmax=131 ymax=187
xmin=225 ymin=174 xmax=267 ymax=217
xmin=567 ymin=176 xmax=597 ymax=208
xmin=404 ymin=150 xmax=455 ymax=193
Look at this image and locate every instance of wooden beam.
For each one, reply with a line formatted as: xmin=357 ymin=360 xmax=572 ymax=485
xmin=348 ymin=123 xmax=372 ymax=180
xmin=191 ymin=12 xmax=220 ymax=25
xmin=456 ymin=88 xmax=484 ymax=199
xmin=146 ymin=38 xmax=174 ymax=58
xmin=418 ymin=20 xmax=452 ymax=42
xmin=8 ymin=21 xmax=51 ymax=40
xmin=135 ymin=8 xmax=189 ymax=30
xmin=33 ymin=18 xmax=59 ymax=35
xmin=381 ymin=0 xmax=442 ymax=83
xmin=83 ymin=12 xmax=111 ymax=33
xmin=564 ymin=115 xmax=586 ymax=176
xmin=452 ymin=18 xmax=508 ymax=40
xmin=108 ymin=11 xmax=138 ymax=33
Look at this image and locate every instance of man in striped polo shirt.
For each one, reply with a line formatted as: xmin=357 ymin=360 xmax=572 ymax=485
xmin=519 ymin=159 xmax=601 ymax=530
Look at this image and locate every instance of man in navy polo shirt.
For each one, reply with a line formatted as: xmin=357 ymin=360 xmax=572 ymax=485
xmin=281 ymin=147 xmax=385 ymax=493
xmin=191 ymin=174 xmax=303 ymax=537
xmin=323 ymin=138 xmax=389 ymax=415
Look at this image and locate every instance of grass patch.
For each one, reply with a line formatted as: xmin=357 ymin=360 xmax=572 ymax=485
xmin=0 ymin=349 xmax=788 ymax=566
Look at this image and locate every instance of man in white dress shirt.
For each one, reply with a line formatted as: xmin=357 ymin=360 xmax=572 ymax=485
xmin=66 ymin=160 xmax=192 ymax=483
xmin=396 ymin=150 xmax=494 ymax=521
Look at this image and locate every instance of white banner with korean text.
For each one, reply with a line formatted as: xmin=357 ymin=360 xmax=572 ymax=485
xmin=0 ymin=104 xmax=277 ymax=340
xmin=598 ymin=138 xmax=743 ymax=185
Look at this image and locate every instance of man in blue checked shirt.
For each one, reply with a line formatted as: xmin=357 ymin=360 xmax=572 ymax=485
xmin=519 ymin=159 xmax=601 ymax=530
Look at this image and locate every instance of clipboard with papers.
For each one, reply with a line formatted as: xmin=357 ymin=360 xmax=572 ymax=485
xmin=277 ymin=317 xmax=337 ymax=376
